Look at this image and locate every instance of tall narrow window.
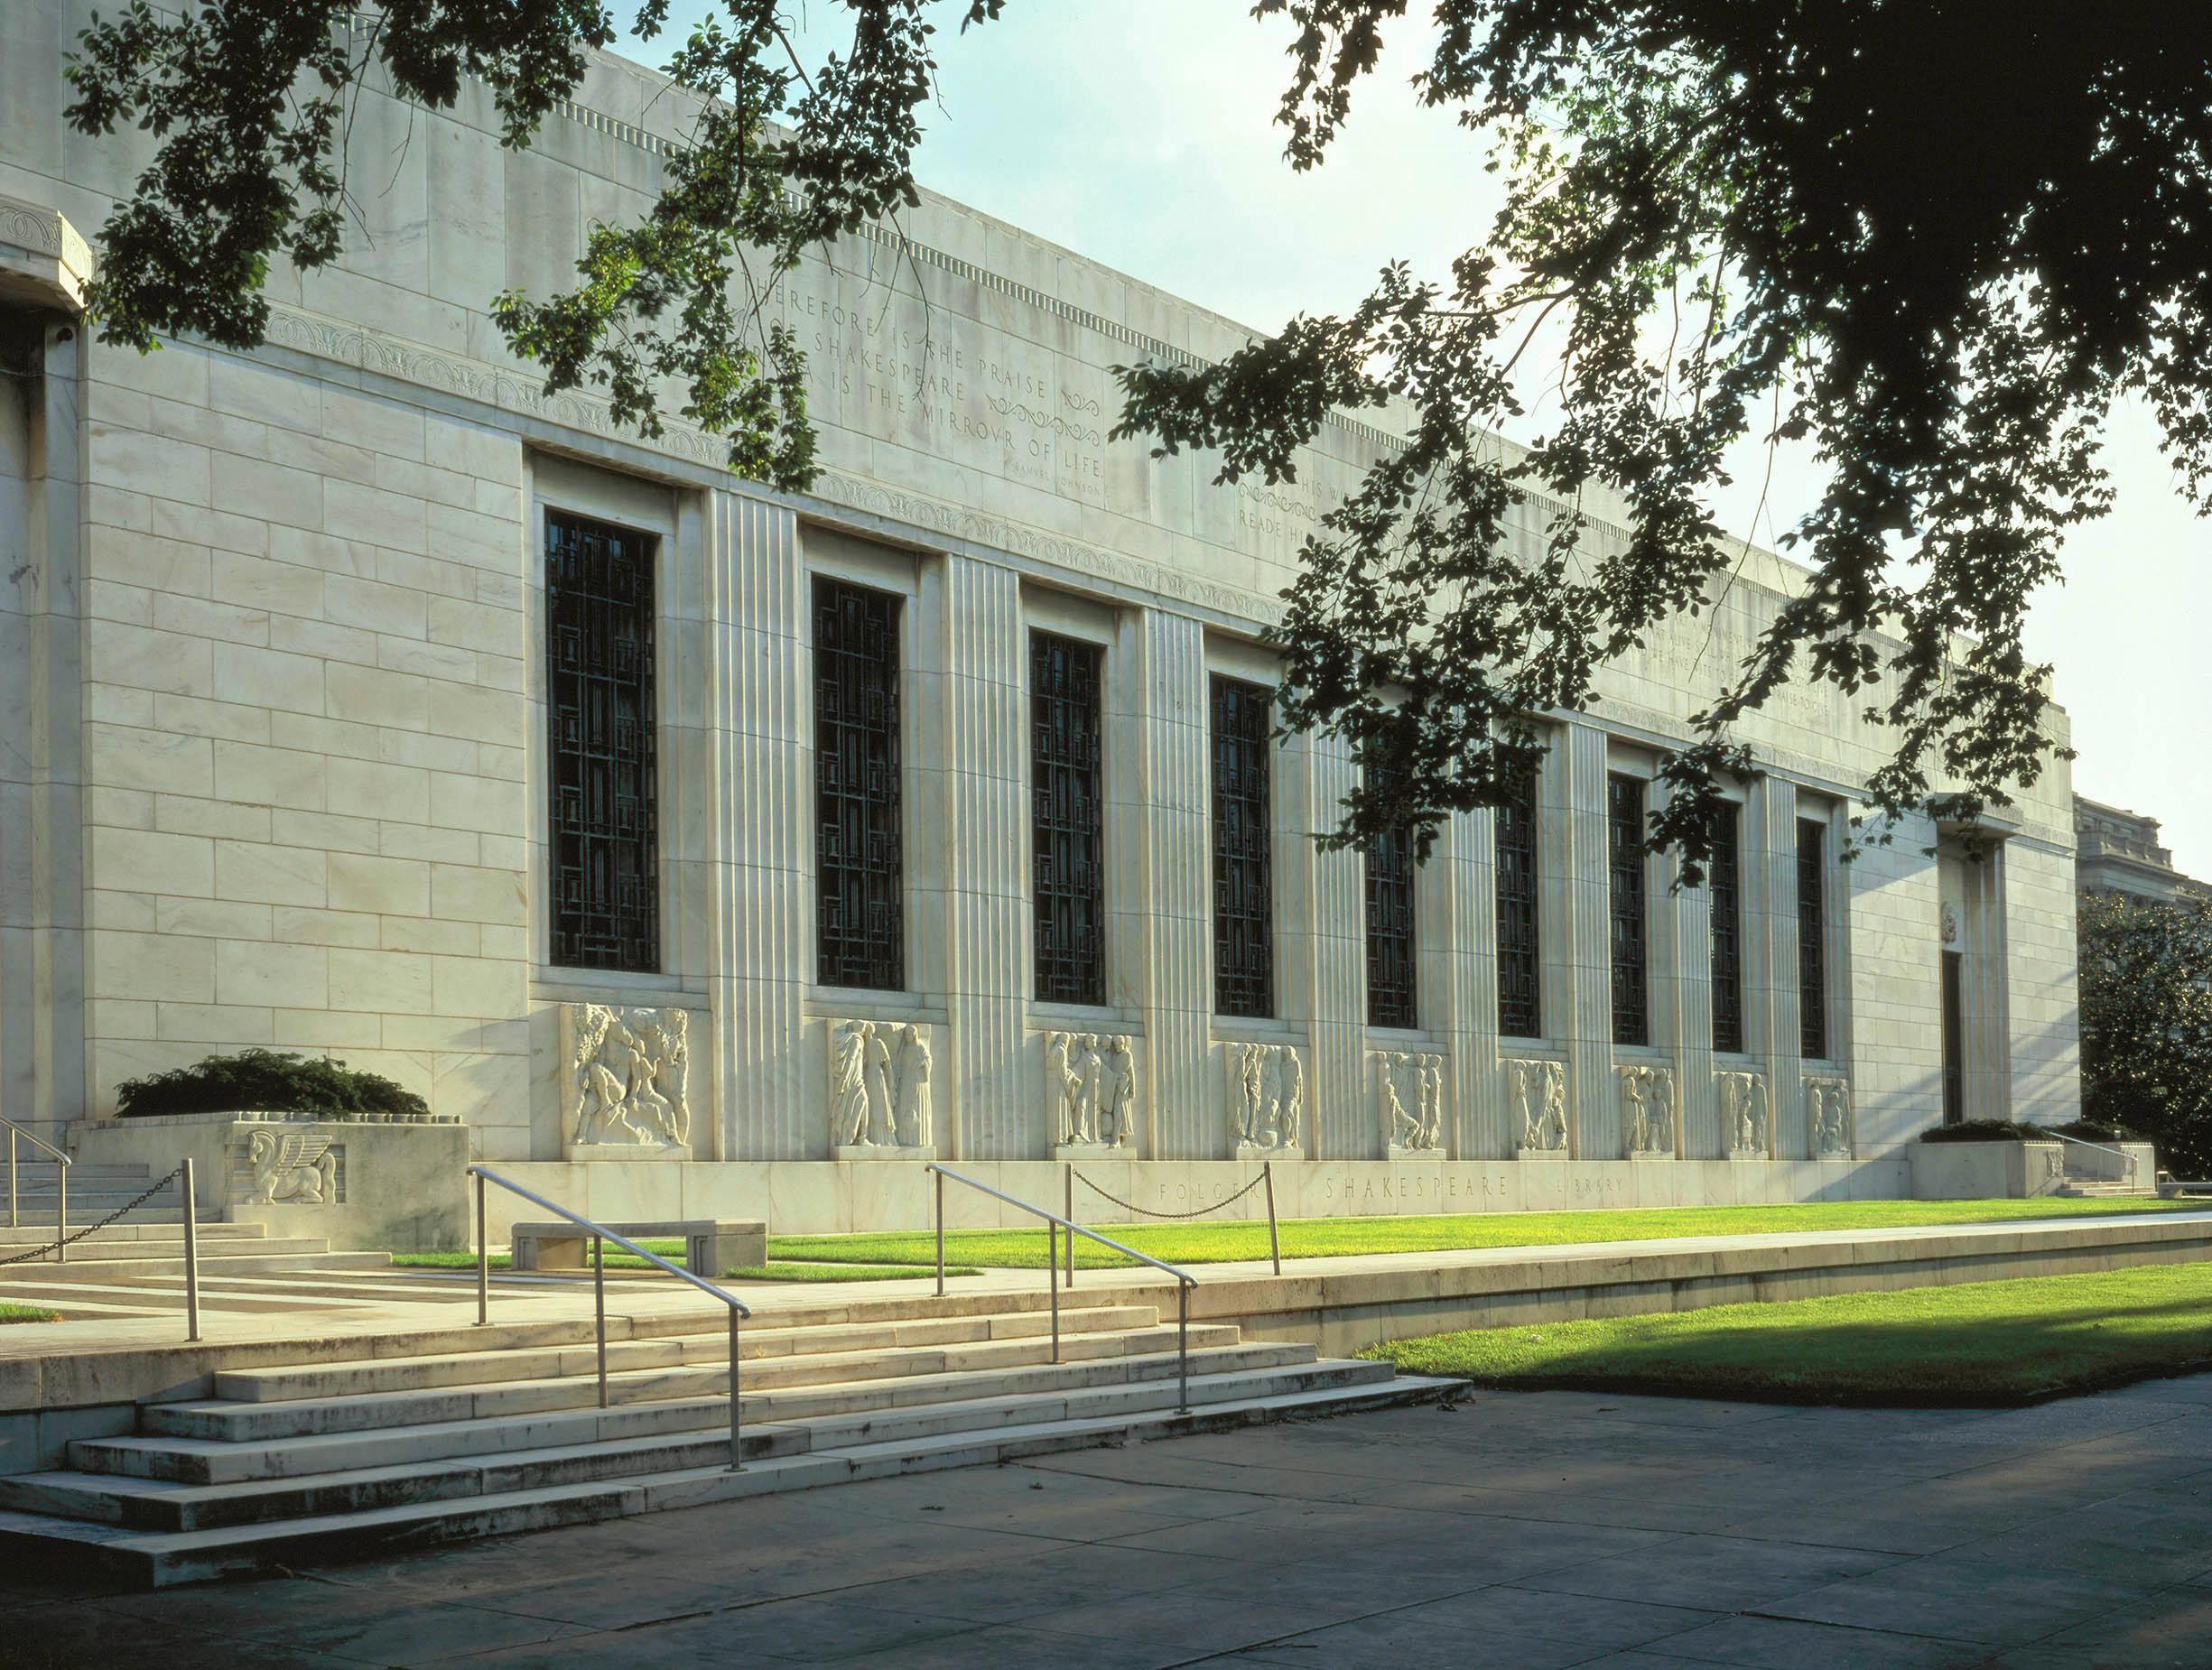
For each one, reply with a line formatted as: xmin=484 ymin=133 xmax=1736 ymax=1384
xmin=1211 ymin=675 xmax=1274 ymax=1017
xmin=814 ymin=577 xmax=904 ymax=990
xmin=546 ymin=510 xmax=659 ymax=972
xmin=1495 ymin=767 xmax=1541 ymax=1037
xmin=1364 ymin=773 xmax=1417 ymax=1029
xmin=1940 ymin=949 xmax=1965 ymax=1123
xmin=1607 ymin=773 xmax=1649 ymax=1046
xmin=1798 ymin=817 xmax=1829 ymax=1059
xmin=1031 ymin=631 xmax=1105 ymax=1006
xmin=1709 ymin=804 xmax=1744 ymax=1053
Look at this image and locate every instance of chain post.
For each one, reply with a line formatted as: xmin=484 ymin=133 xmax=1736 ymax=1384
xmin=55 ymin=1161 xmax=65 ymax=1265
xmin=181 ymin=1158 xmax=200 ymax=1342
xmin=1047 ymin=1218 xmax=1060 ymax=1363
xmin=1265 ymin=1162 xmax=1280 ymax=1276
xmin=1064 ymin=1163 xmax=1074 ymax=1288
xmin=594 ymin=1233 xmax=609 ymax=1409
xmin=475 ymin=1171 xmax=488 ymax=1326
xmin=727 ymin=1307 xmax=744 ymax=1472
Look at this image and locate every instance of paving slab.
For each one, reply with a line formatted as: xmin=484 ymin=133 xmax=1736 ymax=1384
xmin=8 ymin=1373 xmax=2212 ymax=1665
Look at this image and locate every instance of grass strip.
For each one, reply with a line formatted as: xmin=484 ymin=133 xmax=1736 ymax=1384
xmin=1364 ymin=1261 xmax=2212 ymax=1405
xmin=0 ymin=1303 xmax=60 ymax=1324
xmin=392 ymin=1248 xmax=979 ymax=1283
xmin=767 ymin=1195 xmax=2202 ymax=1271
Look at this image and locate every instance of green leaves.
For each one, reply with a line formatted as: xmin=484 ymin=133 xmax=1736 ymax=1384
xmin=2079 ymin=895 xmax=2212 ymax=1177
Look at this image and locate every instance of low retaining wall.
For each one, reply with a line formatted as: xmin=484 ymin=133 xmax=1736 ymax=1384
xmin=476 ymin=1155 xmax=1912 ymax=1241
xmin=68 ymin=1113 xmax=470 ymax=1250
xmin=1185 ymin=1211 xmax=2212 ymax=1357
xmin=1910 ymin=1140 xmax=2066 ymax=1200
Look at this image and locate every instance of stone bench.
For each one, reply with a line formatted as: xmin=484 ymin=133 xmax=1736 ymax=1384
xmin=509 ymin=1219 xmax=767 ymax=1277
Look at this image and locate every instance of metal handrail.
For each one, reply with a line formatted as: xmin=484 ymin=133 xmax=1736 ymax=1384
xmin=925 ymin=1163 xmax=1196 ymax=1414
xmin=468 ymin=1164 xmax=750 ymax=1471
xmin=2042 ymin=1129 xmax=2139 ymax=1183
xmin=1 ymin=1114 xmax=70 ymax=1257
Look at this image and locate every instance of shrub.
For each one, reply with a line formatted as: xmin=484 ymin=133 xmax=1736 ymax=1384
xmin=2049 ymin=1118 xmax=2142 ymax=1145
xmin=114 ymin=1049 xmax=430 ymax=1121
xmin=1917 ymin=1119 xmax=2050 ymax=1144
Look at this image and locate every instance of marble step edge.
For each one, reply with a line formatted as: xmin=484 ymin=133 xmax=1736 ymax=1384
xmin=135 ymin=1324 xmax=1256 ymax=1448
xmin=0 ymin=1252 xmax=391 ymax=1285
xmin=0 ymin=1372 xmax=1462 ymax=1587
xmin=0 ymin=1222 xmax=265 ymax=1245
xmin=10 ymin=1359 xmax=1396 ymax=1531
xmin=79 ymin=1341 xmax=1321 ymax=1480
xmin=209 ymin=1304 xmax=1170 ymax=1401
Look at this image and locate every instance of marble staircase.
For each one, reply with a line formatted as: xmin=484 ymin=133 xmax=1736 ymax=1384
xmin=0 ymin=1288 xmax=1454 ymax=1586
xmin=0 ymin=1160 xmax=380 ymax=1286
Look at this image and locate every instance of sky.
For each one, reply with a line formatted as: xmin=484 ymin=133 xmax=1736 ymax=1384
xmin=621 ymin=1 xmax=2212 ymax=877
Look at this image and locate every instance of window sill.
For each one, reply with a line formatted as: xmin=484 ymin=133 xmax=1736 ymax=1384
xmin=1030 ymin=1001 xmax=1141 ymax=1032
xmin=804 ymin=987 xmax=952 ymax=1025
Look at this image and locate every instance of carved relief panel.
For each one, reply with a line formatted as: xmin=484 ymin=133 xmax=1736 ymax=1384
xmin=239 ymin=1130 xmax=345 ymax=1205
xmin=1046 ymin=1030 xmax=1139 ymax=1153
xmin=1371 ymin=1050 xmax=1446 ymax=1157
xmin=560 ymin=1003 xmax=697 ymax=1158
xmin=1620 ymin=1064 xmax=1677 ymax=1158
xmin=828 ymin=1018 xmax=937 ymax=1157
xmin=1807 ymin=1075 xmax=1854 ymax=1158
xmin=1508 ymin=1058 xmax=1570 ymax=1156
xmin=1228 ymin=1044 xmax=1305 ymax=1155
xmin=1719 ymin=1069 xmax=1769 ymax=1158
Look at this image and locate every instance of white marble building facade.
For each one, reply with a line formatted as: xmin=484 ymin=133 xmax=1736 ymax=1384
xmin=0 ymin=10 xmax=2079 ymax=1229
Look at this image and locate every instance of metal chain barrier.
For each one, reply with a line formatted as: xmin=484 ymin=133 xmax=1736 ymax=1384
xmin=1072 ymin=1167 xmax=1269 ymax=1221
xmin=0 ymin=1164 xmax=183 ymax=1266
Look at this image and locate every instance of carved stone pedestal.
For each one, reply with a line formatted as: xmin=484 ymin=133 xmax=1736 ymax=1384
xmin=1727 ymin=1147 xmax=1766 ymax=1164
xmin=833 ymin=1145 xmax=936 ymax=1163
xmin=1232 ymin=1143 xmax=1297 ymax=1163
xmin=1386 ymin=1144 xmax=1444 ymax=1162
xmin=1515 ymin=1146 xmax=1568 ymax=1163
xmin=1627 ymin=1149 xmax=1674 ymax=1163
xmin=571 ymin=1142 xmax=690 ymax=1164
xmin=1053 ymin=1142 xmax=1120 ymax=1162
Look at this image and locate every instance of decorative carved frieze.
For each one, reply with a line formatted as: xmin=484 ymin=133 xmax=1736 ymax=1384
xmin=1808 ymin=1075 xmax=1854 ymax=1158
xmin=1371 ymin=1050 xmax=1446 ymax=1157
xmin=1228 ymin=1044 xmax=1305 ymax=1155
xmin=1719 ymin=1070 xmax=1769 ymax=1159
xmin=1046 ymin=1031 xmax=1138 ymax=1151
xmin=242 ymin=1130 xmax=343 ymax=1205
xmin=1509 ymin=1058 xmax=1570 ymax=1156
xmin=561 ymin=1004 xmax=695 ymax=1156
xmin=829 ymin=1019 xmax=936 ymax=1156
xmin=1621 ymin=1064 xmax=1677 ymax=1158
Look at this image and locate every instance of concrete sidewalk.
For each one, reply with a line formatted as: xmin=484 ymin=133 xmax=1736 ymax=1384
xmin=12 ymin=1372 xmax=2212 ymax=1666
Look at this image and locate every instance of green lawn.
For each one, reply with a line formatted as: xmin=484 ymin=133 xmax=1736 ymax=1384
xmin=392 ymin=1247 xmax=978 ymax=1284
xmin=768 ymin=1195 xmax=2200 ymax=1272
xmin=1365 ymin=1261 xmax=2212 ymax=1404
xmin=0 ymin=1303 xmax=59 ymax=1324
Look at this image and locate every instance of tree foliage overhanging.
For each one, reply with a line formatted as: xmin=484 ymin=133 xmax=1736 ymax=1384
xmin=61 ymin=0 xmax=2212 ymax=870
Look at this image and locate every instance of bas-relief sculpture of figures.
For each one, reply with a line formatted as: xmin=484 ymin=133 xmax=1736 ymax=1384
xmin=244 ymin=1130 xmax=341 ymax=1204
xmin=1509 ymin=1059 xmax=1569 ymax=1155
xmin=1372 ymin=1050 xmax=1445 ymax=1156
xmin=1621 ymin=1064 xmax=1677 ymax=1157
xmin=829 ymin=1019 xmax=935 ymax=1152
xmin=1048 ymin=1031 xmax=1138 ymax=1149
xmin=1720 ymin=1070 xmax=1769 ymax=1157
xmin=1808 ymin=1076 xmax=1853 ymax=1158
xmin=562 ymin=1004 xmax=692 ymax=1151
xmin=1230 ymin=1044 xmax=1305 ymax=1155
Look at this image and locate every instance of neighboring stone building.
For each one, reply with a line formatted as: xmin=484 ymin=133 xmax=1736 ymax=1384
xmin=0 ymin=8 xmax=2080 ymax=1230
xmin=2074 ymin=795 xmax=2210 ymax=904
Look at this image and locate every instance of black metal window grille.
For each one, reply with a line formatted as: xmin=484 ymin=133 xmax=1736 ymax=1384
xmin=545 ymin=510 xmax=659 ymax=972
xmin=1607 ymin=773 xmax=1650 ymax=1046
xmin=1031 ymin=631 xmax=1106 ymax=1006
xmin=1364 ymin=771 xmax=1417 ymax=1029
xmin=1495 ymin=767 xmax=1541 ymax=1037
xmin=1798 ymin=817 xmax=1829 ymax=1060
xmin=814 ymin=577 xmax=904 ymax=990
xmin=1709 ymin=803 xmax=1745 ymax=1053
xmin=1211 ymin=675 xmax=1275 ymax=1017
xmin=1940 ymin=949 xmax=1965 ymax=1123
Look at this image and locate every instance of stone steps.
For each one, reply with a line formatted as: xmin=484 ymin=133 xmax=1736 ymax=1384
xmin=0 ymin=1220 xmax=258 ymax=1245
xmin=0 ymin=1248 xmax=391 ymax=1283
xmin=0 ymin=1368 xmax=1451 ymax=1588
xmin=0 ymin=1278 xmax=1454 ymax=1585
